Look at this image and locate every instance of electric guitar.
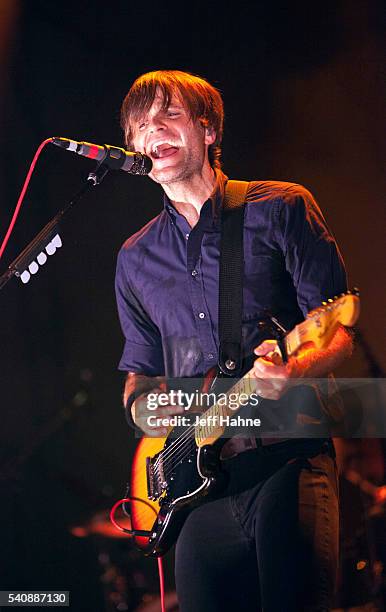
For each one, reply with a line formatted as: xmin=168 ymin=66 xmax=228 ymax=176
xmin=128 ymin=291 xmax=360 ymax=556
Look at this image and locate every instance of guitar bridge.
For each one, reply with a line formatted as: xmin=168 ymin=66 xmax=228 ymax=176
xmin=146 ymin=453 xmax=167 ymax=501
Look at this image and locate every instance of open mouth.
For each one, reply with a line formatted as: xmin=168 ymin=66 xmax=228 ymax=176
xmin=151 ymin=142 xmax=179 ymax=160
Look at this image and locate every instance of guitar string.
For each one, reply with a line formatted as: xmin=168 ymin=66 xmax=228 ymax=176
xmin=153 ymin=376 xmax=256 ymax=475
xmin=153 ymin=421 xmax=197 ymax=469
xmin=153 ymin=373 xmax=291 ymax=479
xmin=152 ymin=311 xmax=329 ymax=473
xmin=152 ymin=408 xmax=224 ymax=477
xmin=159 ymin=403 xmax=234 ymax=475
xmin=159 ymin=437 xmax=197 ymax=478
xmin=153 ymin=399 xmax=234 ymax=472
xmin=153 ymin=404 xmax=224 ymax=469
xmin=147 ymin=438 xmax=194 ymax=502
xmin=158 ymin=361 xmax=332 ymax=476
xmin=134 ymin=439 xmax=208 ymax=525
xmin=153 ymin=376 xmax=251 ymax=468
xmin=152 ymin=422 xmax=216 ymax=481
xmin=161 ymin=383 xmax=299 ymax=476
xmin=154 ymin=407 xmax=232 ymax=479
xmin=153 ymin=432 xmax=194 ymax=479
xmin=133 ymin=392 xmax=338 ymax=513
xmin=155 ymin=393 xmax=296 ymax=494
xmin=162 ymin=437 xmax=197 ymax=477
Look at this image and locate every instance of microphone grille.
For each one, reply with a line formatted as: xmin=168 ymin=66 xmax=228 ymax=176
xmin=130 ymin=153 xmax=152 ymax=175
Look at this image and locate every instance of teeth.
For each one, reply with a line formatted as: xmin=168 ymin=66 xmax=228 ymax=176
xmin=151 ymin=142 xmax=172 ymax=156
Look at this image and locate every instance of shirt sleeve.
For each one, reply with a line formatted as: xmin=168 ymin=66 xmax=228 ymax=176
xmin=275 ymin=184 xmax=348 ymax=317
xmin=115 ymin=248 xmax=165 ymax=374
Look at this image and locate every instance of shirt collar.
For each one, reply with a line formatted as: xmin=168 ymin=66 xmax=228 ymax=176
xmin=163 ymin=168 xmax=229 ymax=229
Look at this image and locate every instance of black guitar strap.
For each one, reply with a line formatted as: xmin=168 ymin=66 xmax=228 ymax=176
xmin=218 ymin=179 xmax=249 ymax=376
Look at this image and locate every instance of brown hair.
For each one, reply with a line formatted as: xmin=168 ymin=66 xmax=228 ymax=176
xmin=120 ymin=70 xmax=224 ymax=169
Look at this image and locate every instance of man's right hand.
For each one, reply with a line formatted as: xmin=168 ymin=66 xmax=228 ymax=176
xmin=124 ymin=372 xmax=185 ymax=437
xmin=132 ymin=387 xmax=185 ymax=436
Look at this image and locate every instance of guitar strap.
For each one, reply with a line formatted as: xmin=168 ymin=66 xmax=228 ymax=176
xmin=218 ymin=179 xmax=250 ymax=376
xmin=125 ymin=178 xmax=249 ymax=431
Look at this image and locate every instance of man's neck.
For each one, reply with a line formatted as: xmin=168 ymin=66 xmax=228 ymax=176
xmin=162 ymin=166 xmax=216 ymax=228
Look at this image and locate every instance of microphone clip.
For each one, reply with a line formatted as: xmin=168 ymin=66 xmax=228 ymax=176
xmin=88 ymin=162 xmax=110 ymax=186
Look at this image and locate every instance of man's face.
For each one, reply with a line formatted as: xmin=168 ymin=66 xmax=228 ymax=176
xmin=130 ymin=89 xmax=216 ymax=185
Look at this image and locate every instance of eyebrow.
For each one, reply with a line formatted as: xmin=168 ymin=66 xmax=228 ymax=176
xmin=136 ymin=103 xmax=185 ymax=123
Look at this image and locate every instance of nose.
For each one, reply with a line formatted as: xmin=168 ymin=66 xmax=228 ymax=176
xmin=148 ymin=114 xmax=166 ymax=134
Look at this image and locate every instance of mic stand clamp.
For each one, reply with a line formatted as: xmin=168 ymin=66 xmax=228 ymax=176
xmin=88 ymin=162 xmax=109 ymax=185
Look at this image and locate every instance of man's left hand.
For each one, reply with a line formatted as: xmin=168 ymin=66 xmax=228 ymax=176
xmin=253 ymin=339 xmax=300 ymax=400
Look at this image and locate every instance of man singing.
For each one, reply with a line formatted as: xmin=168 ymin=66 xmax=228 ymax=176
xmin=115 ymin=70 xmax=352 ymax=611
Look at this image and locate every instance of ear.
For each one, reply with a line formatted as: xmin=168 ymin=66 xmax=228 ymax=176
xmin=204 ymin=126 xmax=216 ymax=145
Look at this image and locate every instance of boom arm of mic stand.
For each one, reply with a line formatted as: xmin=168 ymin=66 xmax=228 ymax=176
xmin=0 ymin=163 xmax=110 ymax=291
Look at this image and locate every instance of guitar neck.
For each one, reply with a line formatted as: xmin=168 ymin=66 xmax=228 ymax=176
xmin=194 ymin=291 xmax=360 ymax=447
xmin=194 ymin=370 xmax=259 ymax=446
xmin=194 ymin=325 xmax=306 ymax=446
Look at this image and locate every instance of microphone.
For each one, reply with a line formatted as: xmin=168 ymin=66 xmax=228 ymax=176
xmin=51 ymin=137 xmax=152 ymax=175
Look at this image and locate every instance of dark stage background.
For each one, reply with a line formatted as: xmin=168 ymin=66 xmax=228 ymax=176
xmin=0 ymin=1 xmax=385 ymax=610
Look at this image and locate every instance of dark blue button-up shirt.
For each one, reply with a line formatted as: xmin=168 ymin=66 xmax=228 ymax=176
xmin=115 ymin=170 xmax=347 ymax=378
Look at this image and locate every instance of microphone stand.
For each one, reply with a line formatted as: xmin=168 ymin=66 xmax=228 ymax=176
xmin=0 ymin=162 xmax=110 ymax=291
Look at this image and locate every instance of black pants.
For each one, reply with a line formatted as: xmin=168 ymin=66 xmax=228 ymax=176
xmin=175 ymin=440 xmax=339 ymax=612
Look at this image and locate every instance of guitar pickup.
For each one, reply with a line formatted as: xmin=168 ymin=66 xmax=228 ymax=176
xmin=146 ymin=454 xmax=167 ymax=501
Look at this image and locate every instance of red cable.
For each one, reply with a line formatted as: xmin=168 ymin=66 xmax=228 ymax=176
xmin=158 ymin=556 xmax=166 ymax=612
xmin=109 ymin=496 xmax=157 ymax=534
xmin=110 ymin=497 xmax=167 ymax=612
xmin=0 ymin=138 xmax=52 ymax=260
xmin=109 ymin=498 xmax=133 ymax=534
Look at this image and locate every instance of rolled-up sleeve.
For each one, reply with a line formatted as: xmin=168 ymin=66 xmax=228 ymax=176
xmin=275 ymin=185 xmax=348 ymax=317
xmin=115 ymin=249 xmax=164 ymax=374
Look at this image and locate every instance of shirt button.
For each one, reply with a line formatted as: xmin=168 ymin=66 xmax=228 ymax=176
xmin=191 ymin=270 xmax=198 ymax=276
xmin=198 ymin=312 xmax=205 ymax=319
xmin=207 ymin=353 xmax=214 ymax=359
xmin=185 ymin=233 xmax=189 ymax=240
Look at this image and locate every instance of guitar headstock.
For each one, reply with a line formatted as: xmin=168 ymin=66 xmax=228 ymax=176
xmin=305 ymin=289 xmax=360 ymax=349
xmin=309 ymin=289 xmax=360 ymax=324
